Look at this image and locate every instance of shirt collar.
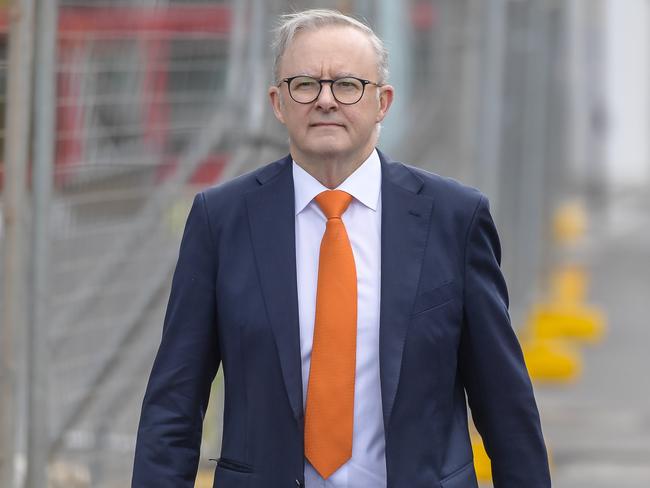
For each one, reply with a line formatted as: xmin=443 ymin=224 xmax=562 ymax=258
xmin=292 ymin=149 xmax=382 ymax=216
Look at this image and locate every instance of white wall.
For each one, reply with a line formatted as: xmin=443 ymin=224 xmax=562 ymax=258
xmin=604 ymin=0 xmax=650 ymax=187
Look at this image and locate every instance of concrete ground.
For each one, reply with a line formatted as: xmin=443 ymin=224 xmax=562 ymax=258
xmin=535 ymin=188 xmax=650 ymax=488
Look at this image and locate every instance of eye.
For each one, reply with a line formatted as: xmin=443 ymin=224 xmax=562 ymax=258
xmin=334 ymin=78 xmax=362 ymax=91
xmin=291 ymin=77 xmax=318 ymax=91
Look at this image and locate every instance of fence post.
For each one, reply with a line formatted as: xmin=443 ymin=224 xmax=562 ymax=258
xmin=1 ymin=0 xmax=36 ymax=487
xmin=27 ymin=0 xmax=59 ymax=486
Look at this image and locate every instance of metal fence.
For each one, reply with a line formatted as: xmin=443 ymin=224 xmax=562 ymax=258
xmin=0 ymin=0 xmax=605 ymax=486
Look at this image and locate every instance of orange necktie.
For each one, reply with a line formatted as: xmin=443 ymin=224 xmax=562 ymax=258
xmin=304 ymin=190 xmax=357 ymax=479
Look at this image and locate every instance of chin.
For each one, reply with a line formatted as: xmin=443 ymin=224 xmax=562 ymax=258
xmin=303 ymin=141 xmax=350 ymax=159
xmin=312 ymin=147 xmax=349 ymax=160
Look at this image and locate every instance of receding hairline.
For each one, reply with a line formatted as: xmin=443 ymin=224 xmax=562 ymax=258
xmin=272 ymin=9 xmax=389 ymax=85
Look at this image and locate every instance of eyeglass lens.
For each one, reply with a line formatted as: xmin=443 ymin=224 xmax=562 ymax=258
xmin=288 ymin=76 xmax=365 ymax=104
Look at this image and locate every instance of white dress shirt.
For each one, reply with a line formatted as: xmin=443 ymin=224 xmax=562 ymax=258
xmin=293 ymin=149 xmax=387 ymax=488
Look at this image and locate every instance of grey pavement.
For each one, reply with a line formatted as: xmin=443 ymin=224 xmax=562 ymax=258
xmin=535 ymin=188 xmax=650 ymax=488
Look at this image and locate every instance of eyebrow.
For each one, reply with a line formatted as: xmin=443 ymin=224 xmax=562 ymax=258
xmin=291 ymin=72 xmax=360 ymax=79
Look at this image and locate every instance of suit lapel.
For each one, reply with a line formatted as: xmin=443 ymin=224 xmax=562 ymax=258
xmin=245 ymin=152 xmax=434 ymax=429
xmin=246 ymin=156 xmax=304 ymax=422
xmin=378 ymin=151 xmax=434 ymax=428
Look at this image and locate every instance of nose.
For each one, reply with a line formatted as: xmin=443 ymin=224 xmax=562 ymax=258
xmin=315 ymin=81 xmax=338 ymax=111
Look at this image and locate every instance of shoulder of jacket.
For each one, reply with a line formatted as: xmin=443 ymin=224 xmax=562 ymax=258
xmin=389 ymin=159 xmax=485 ymax=209
xmin=201 ymin=155 xmax=291 ymax=207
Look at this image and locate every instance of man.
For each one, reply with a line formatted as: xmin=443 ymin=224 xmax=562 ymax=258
xmin=132 ymin=9 xmax=551 ymax=488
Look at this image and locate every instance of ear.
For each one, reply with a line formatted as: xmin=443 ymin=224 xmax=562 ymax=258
xmin=376 ymin=84 xmax=394 ymax=123
xmin=268 ymin=86 xmax=286 ymax=124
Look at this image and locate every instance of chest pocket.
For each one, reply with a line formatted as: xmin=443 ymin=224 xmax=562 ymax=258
xmin=412 ymin=280 xmax=456 ymax=316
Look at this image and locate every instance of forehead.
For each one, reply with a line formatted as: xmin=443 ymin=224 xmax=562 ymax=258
xmin=280 ymin=25 xmax=378 ymax=77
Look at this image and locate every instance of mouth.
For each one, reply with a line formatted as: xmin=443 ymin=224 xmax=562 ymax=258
xmin=310 ymin=122 xmax=345 ymax=128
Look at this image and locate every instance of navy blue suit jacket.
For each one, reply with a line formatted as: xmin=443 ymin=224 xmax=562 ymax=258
xmin=132 ymin=151 xmax=551 ymax=488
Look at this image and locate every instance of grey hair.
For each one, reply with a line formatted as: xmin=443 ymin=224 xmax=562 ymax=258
xmin=272 ymin=9 xmax=389 ymax=85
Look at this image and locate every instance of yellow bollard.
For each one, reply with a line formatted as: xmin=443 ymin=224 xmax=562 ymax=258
xmin=471 ymin=434 xmax=492 ymax=483
xmin=472 ymin=432 xmax=553 ymax=484
xmin=550 ymin=265 xmax=588 ymax=305
xmin=553 ymin=200 xmax=587 ymax=245
xmin=530 ymin=303 xmax=606 ymax=343
xmin=521 ymin=337 xmax=582 ymax=383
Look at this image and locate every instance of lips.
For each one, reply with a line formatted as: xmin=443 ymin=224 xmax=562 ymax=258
xmin=310 ymin=122 xmax=344 ymax=128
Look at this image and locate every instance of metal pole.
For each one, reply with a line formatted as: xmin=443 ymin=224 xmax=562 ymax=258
xmin=566 ymin=0 xmax=588 ymax=185
xmin=376 ymin=0 xmax=411 ymax=153
xmin=247 ymin=0 xmax=267 ymax=133
xmin=517 ymin=0 xmax=551 ymax=313
xmin=27 ymin=0 xmax=58 ymax=486
xmin=476 ymin=0 xmax=507 ymax=209
xmin=1 ymin=0 xmax=35 ymax=487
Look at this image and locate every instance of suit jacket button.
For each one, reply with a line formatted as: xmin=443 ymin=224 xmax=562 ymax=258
xmin=295 ymin=480 xmax=304 ymax=487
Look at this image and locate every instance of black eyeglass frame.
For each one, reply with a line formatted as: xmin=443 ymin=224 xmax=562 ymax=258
xmin=278 ymin=75 xmax=383 ymax=105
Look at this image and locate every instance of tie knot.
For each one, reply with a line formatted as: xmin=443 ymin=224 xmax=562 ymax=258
xmin=315 ymin=190 xmax=353 ymax=220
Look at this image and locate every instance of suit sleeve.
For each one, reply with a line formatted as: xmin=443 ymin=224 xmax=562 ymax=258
xmin=459 ymin=195 xmax=551 ymax=487
xmin=132 ymin=192 xmax=220 ymax=488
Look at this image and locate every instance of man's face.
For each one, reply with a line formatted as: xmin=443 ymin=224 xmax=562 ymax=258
xmin=269 ymin=26 xmax=394 ymax=165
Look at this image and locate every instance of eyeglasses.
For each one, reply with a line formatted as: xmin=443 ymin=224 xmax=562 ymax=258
xmin=278 ymin=75 xmax=382 ymax=105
